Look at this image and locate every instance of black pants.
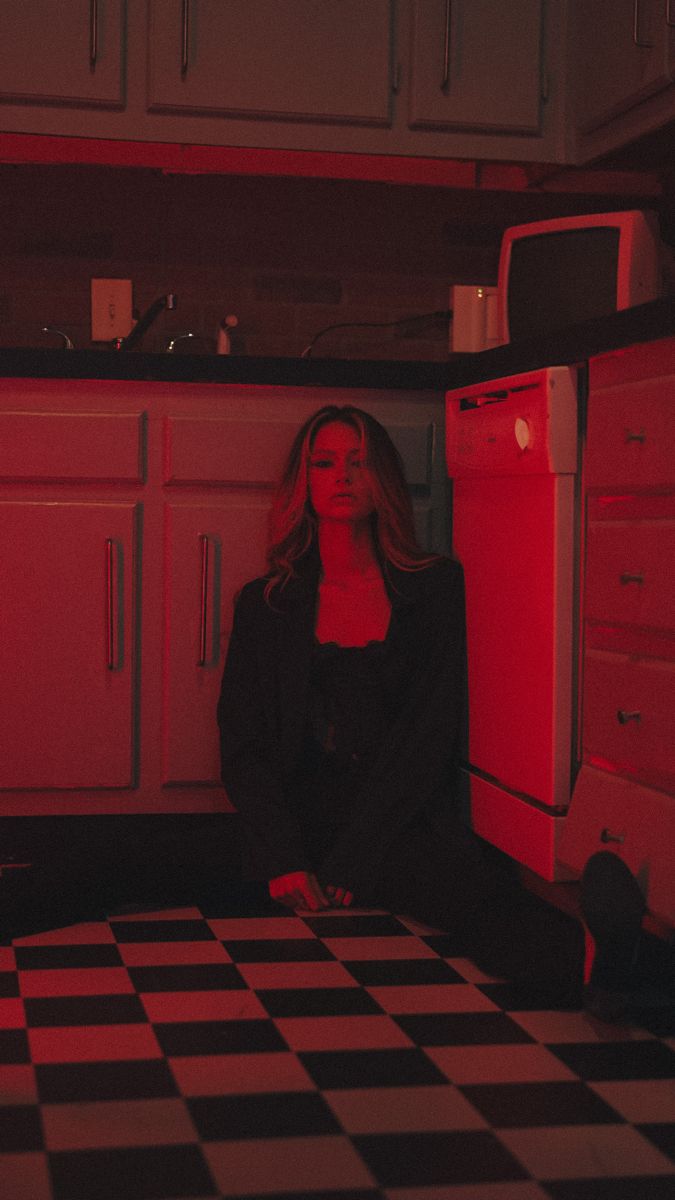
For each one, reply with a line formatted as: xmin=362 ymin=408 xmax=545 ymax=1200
xmin=356 ymin=812 xmax=585 ymax=1002
xmin=2 ymin=812 xmax=584 ymax=1004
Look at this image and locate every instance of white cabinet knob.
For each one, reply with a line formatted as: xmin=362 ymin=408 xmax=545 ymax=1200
xmin=514 ymin=417 xmax=531 ymax=450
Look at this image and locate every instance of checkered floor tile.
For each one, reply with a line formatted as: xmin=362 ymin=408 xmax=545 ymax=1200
xmin=0 ymin=903 xmax=673 ymax=1199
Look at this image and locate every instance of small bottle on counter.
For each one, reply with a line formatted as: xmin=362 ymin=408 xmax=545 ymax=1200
xmin=217 ymin=314 xmax=239 ymax=354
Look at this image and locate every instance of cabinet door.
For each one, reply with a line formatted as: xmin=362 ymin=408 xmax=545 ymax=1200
xmin=573 ymin=0 xmax=672 ymax=133
xmin=408 ymin=0 xmax=543 ymax=134
xmin=0 ymin=500 xmax=137 ymax=790
xmin=148 ymin=0 xmax=393 ymax=124
xmin=0 ymin=0 xmax=124 ymax=107
xmin=162 ymin=501 xmax=269 ymax=789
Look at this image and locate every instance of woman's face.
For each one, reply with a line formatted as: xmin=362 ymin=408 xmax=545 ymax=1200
xmin=308 ymin=421 xmax=375 ymax=525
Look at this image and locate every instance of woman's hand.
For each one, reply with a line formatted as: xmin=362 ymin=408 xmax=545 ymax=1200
xmin=269 ymin=870 xmax=330 ymax=912
xmin=326 ymin=885 xmax=354 ymax=908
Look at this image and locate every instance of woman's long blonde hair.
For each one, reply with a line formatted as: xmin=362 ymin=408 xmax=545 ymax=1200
xmin=264 ymin=405 xmax=441 ymax=601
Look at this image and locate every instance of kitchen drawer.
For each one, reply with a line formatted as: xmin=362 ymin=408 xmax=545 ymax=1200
xmin=583 ymin=651 xmax=675 ymax=790
xmin=584 ymin=520 xmax=675 ymax=632
xmin=0 ymin=411 xmax=145 ymax=482
xmin=558 ymin=766 xmax=675 ymax=925
xmin=164 ymin=417 xmax=294 ymax=486
xmin=584 ymin=381 xmax=675 ymax=490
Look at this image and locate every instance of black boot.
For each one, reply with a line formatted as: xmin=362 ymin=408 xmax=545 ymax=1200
xmin=580 ymin=851 xmax=645 ymax=1022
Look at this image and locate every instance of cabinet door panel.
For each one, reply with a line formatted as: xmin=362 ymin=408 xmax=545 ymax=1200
xmin=0 ymin=500 xmax=137 ymax=790
xmin=148 ymin=0 xmax=393 ymax=124
xmin=0 ymin=0 xmax=124 ymax=107
xmin=409 ymin=0 xmax=543 ymax=133
xmin=162 ymin=501 xmax=269 ymax=788
xmin=573 ymin=0 xmax=671 ymax=133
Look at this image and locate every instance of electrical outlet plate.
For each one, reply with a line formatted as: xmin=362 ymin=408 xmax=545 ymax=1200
xmin=91 ymin=278 xmax=133 ymax=342
xmin=450 ymin=285 xmax=500 ymax=353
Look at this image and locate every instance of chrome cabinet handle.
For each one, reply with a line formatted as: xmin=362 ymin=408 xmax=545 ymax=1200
xmin=633 ymin=0 xmax=654 ymax=46
xmin=600 ymin=828 xmax=626 ymax=844
xmin=90 ymin=0 xmax=98 ymax=70
xmin=105 ymin=538 xmax=116 ymax=669
xmin=620 ymin=572 xmax=644 ymax=585
xmin=625 ymin=429 xmax=646 ymax=443
xmin=441 ymin=0 xmax=452 ymax=90
xmin=617 ymin=709 xmax=641 ymax=724
xmin=198 ymin=534 xmax=209 ymax=666
xmin=181 ymin=0 xmax=190 ymax=76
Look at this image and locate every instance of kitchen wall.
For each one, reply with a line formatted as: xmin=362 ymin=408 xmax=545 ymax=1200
xmin=1 ymin=162 xmax=672 ymax=360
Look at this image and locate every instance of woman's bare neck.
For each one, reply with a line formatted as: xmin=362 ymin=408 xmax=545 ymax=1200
xmin=317 ymin=521 xmax=380 ymax=583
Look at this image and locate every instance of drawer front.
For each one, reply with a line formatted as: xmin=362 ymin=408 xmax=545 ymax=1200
xmin=583 ymin=652 xmax=675 ymax=791
xmin=590 ymin=340 xmax=675 ymax=390
xmin=585 ymin=381 xmax=675 ymax=489
xmin=164 ymin=417 xmax=294 ymax=486
xmin=558 ymin=766 xmax=675 ymax=925
xmin=0 ymin=412 xmax=145 ymax=482
xmin=164 ymin=416 xmax=435 ymax=488
xmin=584 ymin=520 xmax=675 ymax=632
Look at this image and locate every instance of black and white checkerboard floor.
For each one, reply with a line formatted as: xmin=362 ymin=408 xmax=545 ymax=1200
xmin=1 ymin=900 xmax=674 ymax=1200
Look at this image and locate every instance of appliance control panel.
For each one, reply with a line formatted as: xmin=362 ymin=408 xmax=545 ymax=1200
xmin=445 ymin=366 xmax=578 ymax=477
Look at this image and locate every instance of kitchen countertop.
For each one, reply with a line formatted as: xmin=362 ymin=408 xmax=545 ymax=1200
xmin=1 ymin=296 xmax=673 ymax=390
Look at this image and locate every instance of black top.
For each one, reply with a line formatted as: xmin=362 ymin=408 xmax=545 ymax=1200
xmin=307 ymin=636 xmax=398 ymax=765
xmin=288 ymin=638 xmax=393 ymax=864
xmin=217 ymin=554 xmax=468 ymax=895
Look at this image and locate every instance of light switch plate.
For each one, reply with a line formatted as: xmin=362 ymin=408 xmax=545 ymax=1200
xmin=91 ymin=278 xmax=133 ymax=342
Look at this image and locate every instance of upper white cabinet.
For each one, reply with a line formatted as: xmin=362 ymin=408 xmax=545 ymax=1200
xmin=0 ymin=0 xmax=124 ymax=108
xmin=0 ymin=0 xmax=565 ymax=163
xmin=572 ymin=0 xmax=675 ymax=160
xmin=147 ymin=0 xmax=394 ymax=126
xmin=408 ymin=0 xmax=544 ymax=135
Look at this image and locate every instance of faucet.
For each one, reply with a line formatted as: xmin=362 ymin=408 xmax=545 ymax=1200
xmin=42 ymin=326 xmax=74 ymax=350
xmin=115 ymin=293 xmax=177 ymax=351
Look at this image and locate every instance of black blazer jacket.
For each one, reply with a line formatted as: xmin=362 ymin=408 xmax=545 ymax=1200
xmin=217 ymin=551 xmax=467 ymax=898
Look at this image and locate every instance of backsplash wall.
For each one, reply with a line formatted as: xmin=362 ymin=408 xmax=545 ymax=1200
xmin=1 ymin=163 xmax=667 ymax=360
xmin=0 ymin=164 xmax=501 ymax=360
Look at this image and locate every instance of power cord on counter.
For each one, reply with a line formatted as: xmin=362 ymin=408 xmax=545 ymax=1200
xmin=300 ymin=309 xmax=453 ymax=359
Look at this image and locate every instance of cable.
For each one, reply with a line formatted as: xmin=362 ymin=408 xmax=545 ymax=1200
xmin=301 ymin=309 xmax=453 ymax=359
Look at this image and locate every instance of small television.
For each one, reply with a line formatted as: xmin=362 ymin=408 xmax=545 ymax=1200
xmin=497 ymin=210 xmax=663 ymax=344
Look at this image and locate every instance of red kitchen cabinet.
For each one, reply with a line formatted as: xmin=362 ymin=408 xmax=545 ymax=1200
xmin=0 ymin=498 xmax=137 ymax=790
xmin=0 ymin=0 xmax=124 ymax=108
xmin=0 ymin=378 xmax=447 ymax=816
xmin=559 ymin=335 xmax=675 ymax=927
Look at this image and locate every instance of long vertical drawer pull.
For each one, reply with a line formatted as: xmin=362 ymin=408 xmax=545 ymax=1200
xmin=181 ymin=0 xmax=190 ymax=76
xmin=198 ymin=534 xmax=209 ymax=667
xmin=441 ymin=0 xmax=452 ymax=90
xmin=90 ymin=0 xmax=98 ymax=70
xmin=105 ymin=538 xmax=115 ymax=670
xmin=619 ymin=572 xmax=644 ymax=585
xmin=600 ymin=828 xmax=625 ymax=845
xmin=617 ymin=709 xmax=641 ymax=725
xmin=633 ymin=0 xmax=653 ymax=46
xmin=625 ymin=429 xmax=646 ymax=443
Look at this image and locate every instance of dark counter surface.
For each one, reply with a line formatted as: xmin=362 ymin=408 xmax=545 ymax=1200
xmin=1 ymin=296 xmax=674 ymax=391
